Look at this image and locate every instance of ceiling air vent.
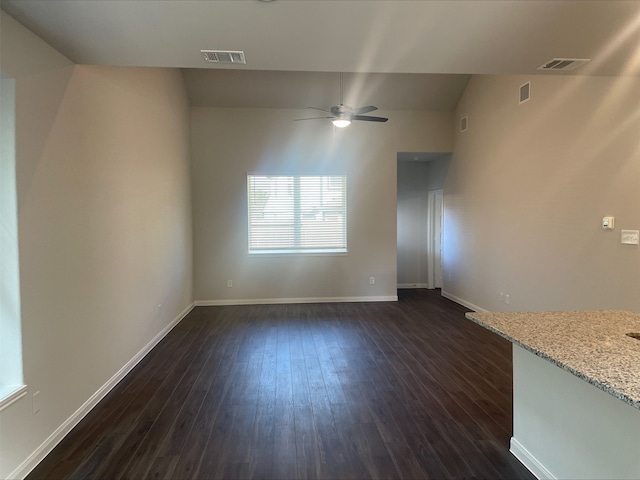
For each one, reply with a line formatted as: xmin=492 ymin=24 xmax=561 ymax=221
xmin=537 ymin=58 xmax=590 ymax=71
xmin=201 ymin=50 xmax=246 ymax=64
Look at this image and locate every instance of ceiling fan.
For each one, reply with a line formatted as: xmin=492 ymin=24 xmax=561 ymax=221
xmin=295 ymin=73 xmax=388 ymax=128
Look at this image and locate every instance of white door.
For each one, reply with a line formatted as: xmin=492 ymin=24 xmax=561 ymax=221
xmin=427 ymin=190 xmax=444 ymax=289
xmin=433 ymin=191 xmax=443 ymax=288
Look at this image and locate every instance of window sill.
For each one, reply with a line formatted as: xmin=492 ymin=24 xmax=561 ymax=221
xmin=0 ymin=384 xmax=28 ymax=412
xmin=248 ymin=249 xmax=348 ymax=257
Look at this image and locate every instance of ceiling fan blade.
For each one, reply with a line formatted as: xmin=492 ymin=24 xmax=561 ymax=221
xmin=351 ymin=105 xmax=378 ymax=115
xmin=294 ymin=116 xmax=335 ymax=121
xmin=352 ymin=115 xmax=388 ymax=122
xmin=307 ymin=106 xmax=334 ymax=114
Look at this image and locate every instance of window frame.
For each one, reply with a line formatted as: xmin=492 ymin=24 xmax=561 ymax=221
xmin=246 ymin=174 xmax=348 ymax=255
xmin=0 ymin=75 xmax=26 ymax=410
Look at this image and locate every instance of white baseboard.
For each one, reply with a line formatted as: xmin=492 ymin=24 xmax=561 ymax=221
xmin=397 ymin=283 xmax=429 ymax=289
xmin=510 ymin=437 xmax=556 ymax=480
xmin=9 ymin=302 xmax=195 ymax=480
xmin=195 ymin=295 xmax=398 ymax=306
xmin=440 ymin=290 xmax=488 ymax=312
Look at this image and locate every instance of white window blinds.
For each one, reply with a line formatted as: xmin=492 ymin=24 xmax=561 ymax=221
xmin=247 ymin=175 xmax=347 ymax=254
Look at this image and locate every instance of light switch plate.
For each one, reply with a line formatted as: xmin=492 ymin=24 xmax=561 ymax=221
xmin=621 ymin=230 xmax=639 ymax=245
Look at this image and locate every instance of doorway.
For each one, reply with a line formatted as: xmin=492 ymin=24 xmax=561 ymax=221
xmin=396 ymin=153 xmax=450 ymax=290
xmin=397 ymin=160 xmax=429 ymax=288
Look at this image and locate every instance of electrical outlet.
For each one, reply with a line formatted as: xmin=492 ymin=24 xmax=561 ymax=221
xmin=369 ymin=277 xmax=375 ymax=285
xmin=499 ymin=292 xmax=504 ymax=302
xmin=227 ymin=280 xmax=233 ymax=288
xmin=32 ymin=391 xmax=40 ymax=415
xmin=505 ymin=294 xmax=510 ymax=305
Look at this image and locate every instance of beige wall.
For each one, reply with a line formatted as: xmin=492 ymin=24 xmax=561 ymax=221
xmin=445 ymin=74 xmax=640 ymax=312
xmin=0 ymin=12 xmax=193 ymax=478
xmin=191 ymin=108 xmax=452 ymax=302
xmin=426 ymin=154 xmax=451 ymax=192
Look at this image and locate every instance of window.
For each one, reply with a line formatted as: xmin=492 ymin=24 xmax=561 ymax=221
xmin=247 ymin=175 xmax=347 ymax=254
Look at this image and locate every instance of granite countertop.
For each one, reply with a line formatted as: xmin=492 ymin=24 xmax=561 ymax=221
xmin=465 ymin=310 xmax=640 ymax=410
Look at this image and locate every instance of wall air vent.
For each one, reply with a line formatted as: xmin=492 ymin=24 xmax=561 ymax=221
xmin=537 ymin=58 xmax=590 ymax=71
xmin=519 ymin=82 xmax=531 ymax=104
xmin=201 ymin=50 xmax=246 ymax=64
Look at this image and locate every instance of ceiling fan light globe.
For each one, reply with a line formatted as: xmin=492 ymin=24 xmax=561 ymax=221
xmin=332 ymin=118 xmax=351 ymax=128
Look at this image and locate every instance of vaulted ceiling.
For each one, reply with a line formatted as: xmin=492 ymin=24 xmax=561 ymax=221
xmin=3 ymin=0 xmax=640 ymax=109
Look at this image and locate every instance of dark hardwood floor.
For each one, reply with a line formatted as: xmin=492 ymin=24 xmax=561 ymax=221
xmin=27 ymin=289 xmax=535 ymax=479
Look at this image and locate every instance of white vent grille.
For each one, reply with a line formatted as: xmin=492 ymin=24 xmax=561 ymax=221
xmin=537 ymin=58 xmax=590 ymax=71
xmin=201 ymin=50 xmax=246 ymax=64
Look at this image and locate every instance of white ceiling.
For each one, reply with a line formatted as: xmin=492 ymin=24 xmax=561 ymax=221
xmin=3 ymin=0 xmax=640 ymax=109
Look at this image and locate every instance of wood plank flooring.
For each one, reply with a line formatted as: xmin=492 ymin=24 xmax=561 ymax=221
xmin=27 ymin=289 xmax=535 ymax=479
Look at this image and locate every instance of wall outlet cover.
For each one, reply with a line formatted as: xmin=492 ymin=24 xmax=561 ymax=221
xmin=621 ymin=230 xmax=639 ymax=245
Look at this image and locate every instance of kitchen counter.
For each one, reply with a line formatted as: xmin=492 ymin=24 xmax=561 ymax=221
xmin=465 ymin=309 xmax=640 ymax=479
xmin=465 ymin=310 xmax=640 ymax=409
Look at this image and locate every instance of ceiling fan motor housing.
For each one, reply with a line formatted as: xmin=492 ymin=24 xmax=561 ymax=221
xmin=331 ymin=105 xmax=353 ymax=116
